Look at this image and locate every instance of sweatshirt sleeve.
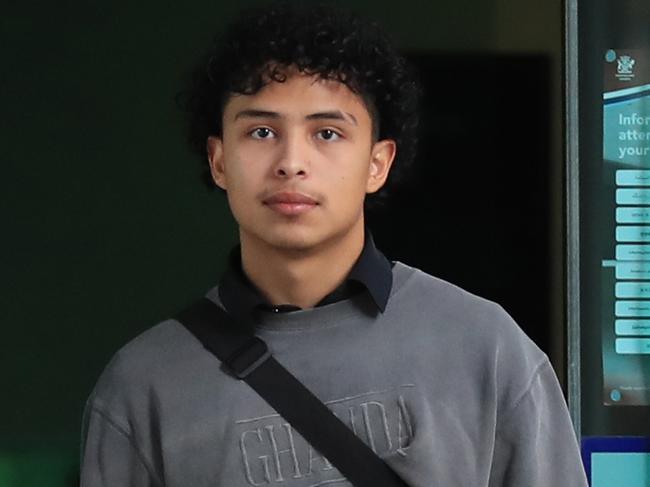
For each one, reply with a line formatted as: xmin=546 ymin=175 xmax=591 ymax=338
xmin=487 ymin=360 xmax=588 ymax=487
xmin=80 ymin=403 xmax=161 ymax=487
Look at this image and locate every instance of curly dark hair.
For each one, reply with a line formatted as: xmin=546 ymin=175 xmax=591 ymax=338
xmin=178 ymin=1 xmax=421 ymax=208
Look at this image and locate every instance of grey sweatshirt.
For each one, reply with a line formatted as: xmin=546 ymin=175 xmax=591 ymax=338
xmin=80 ymin=262 xmax=588 ymax=486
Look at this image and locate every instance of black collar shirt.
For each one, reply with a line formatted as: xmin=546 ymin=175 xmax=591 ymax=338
xmin=218 ymin=231 xmax=393 ymax=325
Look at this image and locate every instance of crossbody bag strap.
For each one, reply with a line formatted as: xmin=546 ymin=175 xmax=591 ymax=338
xmin=175 ymin=297 xmax=409 ymax=487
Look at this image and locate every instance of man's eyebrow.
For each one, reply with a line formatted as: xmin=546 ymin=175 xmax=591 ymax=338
xmin=233 ymin=109 xmax=358 ymax=125
xmin=305 ymin=111 xmax=358 ymax=125
xmin=234 ymin=109 xmax=281 ymax=120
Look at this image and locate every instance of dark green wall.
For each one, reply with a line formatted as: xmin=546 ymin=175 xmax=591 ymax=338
xmin=2 ymin=1 xmax=558 ymax=484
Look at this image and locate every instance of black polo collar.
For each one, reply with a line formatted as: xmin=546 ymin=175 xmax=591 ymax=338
xmin=218 ymin=230 xmax=393 ymax=323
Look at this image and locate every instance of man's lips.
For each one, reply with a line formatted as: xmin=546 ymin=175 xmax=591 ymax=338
xmin=263 ymin=192 xmax=319 ymax=216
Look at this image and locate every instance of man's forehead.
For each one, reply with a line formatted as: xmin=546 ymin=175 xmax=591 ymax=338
xmin=223 ymin=72 xmax=368 ymax=119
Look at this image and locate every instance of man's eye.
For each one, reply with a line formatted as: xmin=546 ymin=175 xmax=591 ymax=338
xmin=316 ymin=129 xmax=341 ymax=141
xmin=250 ymin=127 xmax=275 ymax=139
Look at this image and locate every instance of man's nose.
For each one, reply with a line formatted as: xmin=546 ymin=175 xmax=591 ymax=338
xmin=273 ymin=134 xmax=309 ymax=178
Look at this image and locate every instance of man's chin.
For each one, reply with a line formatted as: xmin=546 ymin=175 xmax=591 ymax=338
xmin=266 ymin=234 xmax=322 ymax=254
xmin=241 ymin=227 xmax=323 ymax=254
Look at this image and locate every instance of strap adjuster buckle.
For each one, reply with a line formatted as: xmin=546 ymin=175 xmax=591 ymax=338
xmin=225 ymin=336 xmax=271 ymax=379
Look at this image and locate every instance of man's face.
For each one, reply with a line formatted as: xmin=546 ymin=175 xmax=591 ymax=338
xmin=207 ymin=70 xmax=395 ymax=253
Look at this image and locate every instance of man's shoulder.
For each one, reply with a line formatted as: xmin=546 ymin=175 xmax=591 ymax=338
xmin=391 ymin=262 xmax=552 ymax=408
xmin=114 ymin=318 xmax=194 ymax=365
xmin=390 ymin=261 xmax=546 ymax=360
xmin=87 ymin=318 xmax=208 ymax=408
xmin=391 ymin=261 xmax=509 ymax=320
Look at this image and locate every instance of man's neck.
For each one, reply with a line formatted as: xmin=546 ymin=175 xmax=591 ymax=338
xmin=240 ymin=222 xmax=365 ymax=309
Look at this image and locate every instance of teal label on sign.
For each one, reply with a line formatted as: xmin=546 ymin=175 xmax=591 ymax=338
xmin=616 ymin=338 xmax=650 ymax=354
xmin=616 ymin=283 xmax=650 ymax=298
xmin=617 ymin=245 xmax=650 ymax=260
xmin=592 ymin=453 xmax=650 ymax=486
xmin=616 ymin=301 xmax=650 ymax=317
xmin=617 ymin=226 xmax=650 ymax=242
xmin=616 ymin=262 xmax=650 ymax=279
xmin=583 ymin=437 xmax=650 ymax=485
xmin=617 ymin=189 xmax=650 ymax=205
xmin=617 ymin=170 xmax=650 ymax=186
xmin=617 ymin=207 xmax=650 ymax=223
xmin=616 ymin=320 xmax=650 ymax=336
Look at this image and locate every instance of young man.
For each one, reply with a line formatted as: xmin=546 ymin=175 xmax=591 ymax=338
xmin=81 ymin=3 xmax=588 ymax=486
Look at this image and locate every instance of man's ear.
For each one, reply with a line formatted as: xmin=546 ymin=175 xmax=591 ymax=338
xmin=206 ymin=136 xmax=227 ymax=190
xmin=366 ymin=139 xmax=397 ymax=194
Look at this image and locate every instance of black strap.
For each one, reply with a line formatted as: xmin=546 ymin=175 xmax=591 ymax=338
xmin=176 ymin=297 xmax=409 ymax=487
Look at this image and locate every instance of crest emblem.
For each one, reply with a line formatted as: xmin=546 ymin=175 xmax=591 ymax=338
xmin=616 ymin=55 xmax=636 ymax=81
